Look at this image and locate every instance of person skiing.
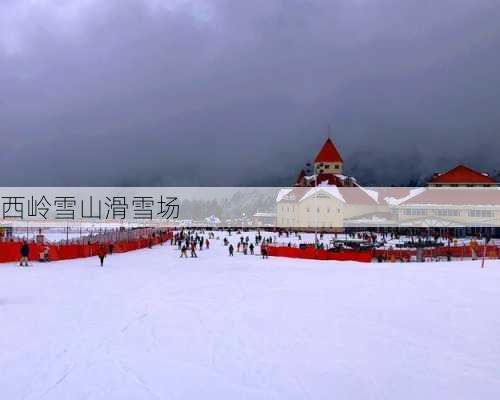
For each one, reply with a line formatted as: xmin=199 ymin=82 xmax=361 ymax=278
xmin=190 ymin=241 xmax=198 ymax=258
xmin=229 ymin=244 xmax=234 ymax=256
xmin=43 ymin=245 xmax=50 ymax=262
xmin=261 ymin=243 xmax=268 ymax=259
xmin=205 ymin=238 xmax=209 ymax=249
xmin=249 ymin=243 xmax=254 ymax=255
xmin=180 ymin=244 xmax=188 ymax=258
xmin=20 ymin=241 xmax=30 ymax=267
xmin=97 ymin=243 xmax=107 ymax=267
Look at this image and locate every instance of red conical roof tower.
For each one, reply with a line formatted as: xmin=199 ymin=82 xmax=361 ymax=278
xmin=314 ymin=138 xmax=343 ymax=163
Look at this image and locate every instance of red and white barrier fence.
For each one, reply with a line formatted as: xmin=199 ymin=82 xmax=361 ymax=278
xmin=0 ymin=230 xmax=173 ymax=264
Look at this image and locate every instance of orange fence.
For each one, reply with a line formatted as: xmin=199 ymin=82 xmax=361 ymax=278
xmin=267 ymin=244 xmax=500 ymax=263
xmin=0 ymin=231 xmax=173 ymax=264
xmin=373 ymin=245 xmax=500 ymax=260
xmin=266 ymin=245 xmax=373 ymax=263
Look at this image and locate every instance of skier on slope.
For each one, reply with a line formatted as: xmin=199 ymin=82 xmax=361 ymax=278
xmin=190 ymin=241 xmax=198 ymax=258
xmin=180 ymin=244 xmax=188 ymax=258
xmin=97 ymin=243 xmax=107 ymax=267
xmin=228 ymin=244 xmax=234 ymax=256
xmin=261 ymin=243 xmax=268 ymax=259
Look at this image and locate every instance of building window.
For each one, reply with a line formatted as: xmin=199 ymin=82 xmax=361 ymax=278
xmin=468 ymin=210 xmax=494 ymax=218
xmin=404 ymin=208 xmax=427 ymax=216
xmin=433 ymin=209 xmax=460 ymax=217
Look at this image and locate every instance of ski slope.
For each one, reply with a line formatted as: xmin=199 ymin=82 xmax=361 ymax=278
xmin=1 ymin=236 xmax=500 ymax=400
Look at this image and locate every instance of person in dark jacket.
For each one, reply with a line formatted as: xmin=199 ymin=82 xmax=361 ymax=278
xmin=97 ymin=243 xmax=107 ymax=267
xmin=20 ymin=241 xmax=30 ymax=267
xmin=190 ymin=242 xmax=198 ymax=258
xmin=261 ymin=244 xmax=268 ymax=259
xmin=180 ymin=244 xmax=188 ymax=258
xmin=228 ymin=244 xmax=234 ymax=256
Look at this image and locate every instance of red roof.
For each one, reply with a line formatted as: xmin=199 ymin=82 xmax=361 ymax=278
xmin=430 ymin=165 xmax=496 ymax=184
xmin=314 ymin=138 xmax=343 ymax=163
xmin=338 ymin=187 xmax=378 ymax=205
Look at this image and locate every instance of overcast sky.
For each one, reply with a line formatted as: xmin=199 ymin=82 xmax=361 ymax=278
xmin=1 ymin=0 xmax=499 ymax=186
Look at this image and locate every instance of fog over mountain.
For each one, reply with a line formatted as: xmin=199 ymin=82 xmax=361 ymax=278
xmin=1 ymin=0 xmax=499 ymax=186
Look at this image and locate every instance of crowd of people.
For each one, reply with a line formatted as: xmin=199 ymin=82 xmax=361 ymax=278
xmin=173 ymin=229 xmax=272 ymax=259
xmin=9 ymin=227 xmax=497 ymax=267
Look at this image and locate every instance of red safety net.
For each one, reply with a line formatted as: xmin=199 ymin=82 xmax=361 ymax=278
xmin=266 ymin=245 xmax=373 ymax=262
xmin=266 ymin=244 xmax=500 ymax=263
xmin=0 ymin=231 xmax=173 ymax=264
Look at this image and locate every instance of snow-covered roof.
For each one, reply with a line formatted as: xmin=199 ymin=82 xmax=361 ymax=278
xmin=430 ymin=165 xmax=497 ymax=184
xmin=384 ymin=188 xmax=426 ymax=206
xmin=205 ymin=215 xmax=221 ymax=224
xmin=253 ymin=212 xmax=276 ymax=218
xmin=276 ymin=189 xmax=293 ymax=202
xmin=299 ymin=187 xmax=346 ymax=203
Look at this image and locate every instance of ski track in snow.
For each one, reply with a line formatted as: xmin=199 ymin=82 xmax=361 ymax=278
xmin=1 ymin=231 xmax=500 ymax=399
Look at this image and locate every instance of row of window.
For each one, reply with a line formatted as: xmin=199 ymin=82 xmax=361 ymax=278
xmin=319 ymin=164 xmax=341 ymax=170
xmin=402 ymin=208 xmax=495 ymax=218
xmin=432 ymin=184 xmax=495 ymax=187
xmin=281 ymin=206 xmax=341 ymax=213
xmin=468 ymin=210 xmax=494 ymax=218
xmin=279 ymin=218 xmax=337 ymax=228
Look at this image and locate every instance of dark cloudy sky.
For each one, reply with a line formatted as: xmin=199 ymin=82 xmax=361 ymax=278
xmin=1 ymin=0 xmax=499 ymax=186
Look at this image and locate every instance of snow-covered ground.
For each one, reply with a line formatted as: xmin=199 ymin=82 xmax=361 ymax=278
xmin=1 ymin=233 xmax=500 ymax=400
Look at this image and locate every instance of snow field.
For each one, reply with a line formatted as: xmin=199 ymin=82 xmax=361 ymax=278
xmin=1 ymin=232 xmax=500 ymax=399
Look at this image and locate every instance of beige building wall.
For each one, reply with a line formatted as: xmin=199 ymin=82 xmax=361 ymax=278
xmin=277 ymin=195 xmax=384 ymax=228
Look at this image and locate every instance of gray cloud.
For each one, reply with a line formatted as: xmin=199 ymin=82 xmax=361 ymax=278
xmin=1 ymin=0 xmax=499 ymax=186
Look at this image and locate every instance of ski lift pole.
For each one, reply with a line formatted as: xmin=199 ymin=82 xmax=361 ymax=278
xmin=314 ymin=173 xmax=318 ymax=247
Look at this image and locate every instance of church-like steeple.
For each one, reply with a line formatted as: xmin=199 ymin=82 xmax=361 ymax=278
xmin=314 ymin=138 xmax=343 ymax=174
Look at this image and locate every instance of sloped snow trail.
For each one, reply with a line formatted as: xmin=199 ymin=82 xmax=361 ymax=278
xmin=1 ymin=238 xmax=500 ymax=399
